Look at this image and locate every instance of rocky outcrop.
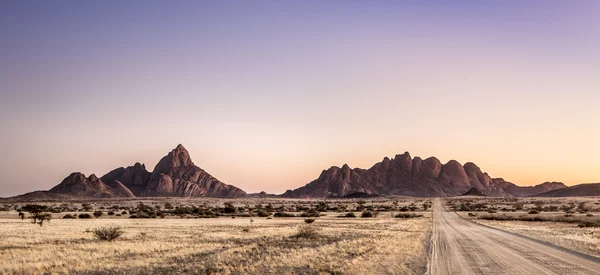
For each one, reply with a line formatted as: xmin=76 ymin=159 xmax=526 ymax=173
xmin=47 ymin=144 xmax=246 ymax=198
xmin=282 ymin=152 xmax=567 ymax=198
xmin=101 ymin=162 xmax=151 ymax=194
xmin=49 ymin=172 xmax=135 ymax=198
xmin=142 ymin=145 xmax=246 ymax=197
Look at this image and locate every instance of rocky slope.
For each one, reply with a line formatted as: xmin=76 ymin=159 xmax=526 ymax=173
xmin=50 ymin=173 xmax=135 ymax=198
xmin=534 ymin=183 xmax=600 ymax=197
xmin=282 ymin=152 xmax=567 ymax=198
xmin=46 ymin=144 xmax=246 ymax=198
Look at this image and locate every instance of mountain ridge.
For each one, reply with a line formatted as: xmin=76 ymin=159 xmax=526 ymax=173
xmin=282 ymin=152 xmax=567 ymax=198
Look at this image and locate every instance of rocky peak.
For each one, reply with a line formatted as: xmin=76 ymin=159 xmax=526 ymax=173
xmin=88 ymin=174 xmax=99 ymax=182
xmin=152 ymin=144 xmax=193 ymax=175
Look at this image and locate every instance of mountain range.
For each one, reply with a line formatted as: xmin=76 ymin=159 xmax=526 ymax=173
xmin=281 ymin=152 xmax=566 ymax=198
xmin=5 ymin=144 xmax=598 ymax=200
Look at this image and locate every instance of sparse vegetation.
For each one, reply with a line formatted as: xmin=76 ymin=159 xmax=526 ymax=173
xmin=21 ymin=205 xmax=52 ymax=226
xmin=78 ymin=213 xmax=92 ymax=219
xmin=394 ymin=213 xmax=423 ymax=219
xmin=0 ymin=197 xmax=433 ymax=274
xmin=292 ymin=225 xmax=320 ymax=239
xmin=92 ymin=226 xmax=125 ymax=241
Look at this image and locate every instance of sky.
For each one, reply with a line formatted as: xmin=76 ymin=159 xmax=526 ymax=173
xmin=1 ymin=1 xmax=599 ymax=197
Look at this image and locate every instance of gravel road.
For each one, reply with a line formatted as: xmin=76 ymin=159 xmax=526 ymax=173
xmin=429 ymin=198 xmax=600 ymax=275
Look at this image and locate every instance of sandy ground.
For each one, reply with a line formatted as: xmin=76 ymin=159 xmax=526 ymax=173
xmin=0 ymin=212 xmax=431 ymax=274
xmin=429 ymin=199 xmax=600 ymax=275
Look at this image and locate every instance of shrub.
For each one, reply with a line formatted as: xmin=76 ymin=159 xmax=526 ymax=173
xmin=578 ymin=221 xmax=600 ymax=228
xmin=129 ymin=215 xmax=138 ymax=219
xmin=361 ymin=211 xmax=378 ymax=218
xmin=242 ymin=228 xmax=250 ymax=233
xmin=513 ymin=202 xmax=524 ymax=210
xmin=93 ymin=211 xmax=103 ymax=218
xmin=256 ymin=210 xmax=270 ymax=217
xmin=528 ymin=210 xmax=540 ymax=214
xmin=121 ymin=211 xmax=128 ymax=215
xmin=78 ymin=213 xmax=92 ymax=219
xmin=304 ymin=219 xmax=315 ymax=224
xmin=92 ymin=226 xmax=124 ymax=241
xmin=107 ymin=211 xmax=115 ymax=216
xmin=468 ymin=213 xmax=477 ymax=217
xmin=63 ymin=214 xmax=76 ymax=219
xmin=273 ymin=212 xmax=295 ymax=218
xmin=300 ymin=210 xmax=320 ymax=217
xmin=343 ymin=212 xmax=357 ymax=218
xmin=394 ymin=213 xmax=423 ymax=219
xmin=292 ymin=225 xmax=320 ymax=239
xmin=488 ymin=210 xmax=497 ymax=214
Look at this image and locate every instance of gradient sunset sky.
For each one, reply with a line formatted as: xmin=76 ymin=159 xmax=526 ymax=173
xmin=1 ymin=1 xmax=599 ymax=197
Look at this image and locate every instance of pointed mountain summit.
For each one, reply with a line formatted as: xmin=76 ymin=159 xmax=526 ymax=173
xmin=47 ymin=144 xmax=246 ymax=198
xmin=143 ymin=144 xmax=246 ymax=197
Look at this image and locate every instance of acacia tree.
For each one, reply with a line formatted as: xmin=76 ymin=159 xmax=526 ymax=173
xmin=21 ymin=205 xmax=52 ymax=227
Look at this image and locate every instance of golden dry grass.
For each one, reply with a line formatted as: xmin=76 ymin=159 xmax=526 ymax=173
xmin=0 ymin=210 xmax=431 ymax=274
xmin=473 ymin=219 xmax=600 ymax=257
xmin=450 ymin=197 xmax=600 ymax=258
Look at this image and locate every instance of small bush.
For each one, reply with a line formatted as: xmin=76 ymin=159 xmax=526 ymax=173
xmin=304 ymin=219 xmax=315 ymax=224
xmin=121 ymin=211 xmax=128 ymax=215
xmin=63 ymin=214 xmax=77 ymax=219
xmin=92 ymin=226 xmax=124 ymax=241
xmin=292 ymin=225 xmax=320 ymax=239
xmin=129 ymin=215 xmax=138 ymax=219
xmin=242 ymin=228 xmax=250 ymax=233
xmin=273 ymin=212 xmax=295 ymax=218
xmin=78 ymin=213 xmax=92 ymax=219
xmin=578 ymin=221 xmax=600 ymax=228
xmin=299 ymin=210 xmax=320 ymax=217
xmin=93 ymin=211 xmax=103 ymax=218
xmin=361 ymin=211 xmax=378 ymax=218
xmin=488 ymin=210 xmax=497 ymax=214
xmin=394 ymin=213 xmax=423 ymax=219
xmin=468 ymin=213 xmax=477 ymax=217
xmin=256 ymin=210 xmax=270 ymax=217
xmin=107 ymin=211 xmax=115 ymax=216
xmin=343 ymin=212 xmax=357 ymax=218
xmin=528 ymin=210 xmax=540 ymax=214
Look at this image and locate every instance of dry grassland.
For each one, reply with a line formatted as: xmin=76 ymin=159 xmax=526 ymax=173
xmin=0 ymin=199 xmax=432 ymax=275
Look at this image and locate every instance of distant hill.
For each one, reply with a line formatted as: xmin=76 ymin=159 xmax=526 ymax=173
xmin=534 ymin=183 xmax=600 ymax=197
xmin=17 ymin=144 xmax=246 ymax=200
xmin=282 ymin=152 xmax=567 ymax=198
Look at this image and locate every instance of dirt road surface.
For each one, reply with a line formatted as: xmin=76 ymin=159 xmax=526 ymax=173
xmin=429 ymin=198 xmax=600 ymax=275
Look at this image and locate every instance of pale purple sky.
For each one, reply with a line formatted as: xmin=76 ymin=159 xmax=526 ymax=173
xmin=1 ymin=1 xmax=599 ymax=196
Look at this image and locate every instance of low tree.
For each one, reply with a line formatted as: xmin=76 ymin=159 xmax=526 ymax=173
xmin=21 ymin=205 xmax=52 ymax=226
